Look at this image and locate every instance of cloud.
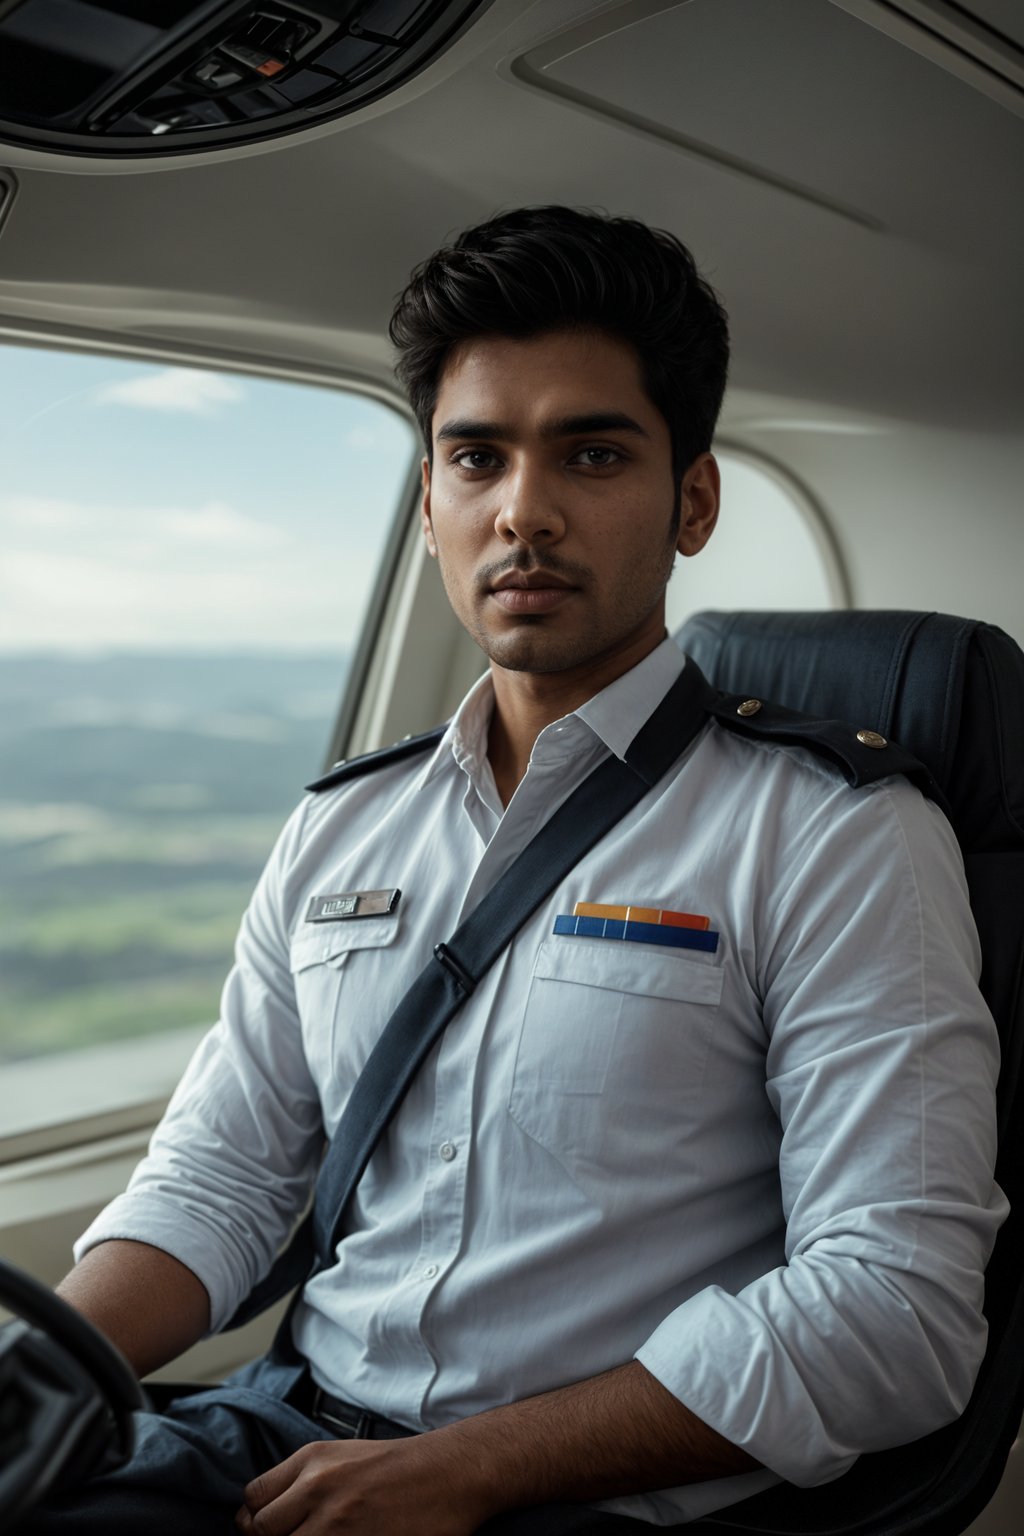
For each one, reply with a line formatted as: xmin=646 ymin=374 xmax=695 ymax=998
xmin=1 ymin=493 xmax=290 ymax=555
xmin=2 ymin=495 xmax=84 ymax=529
xmin=95 ymin=367 xmax=244 ymax=415
xmin=0 ymin=519 xmax=379 ymax=652
xmin=156 ymin=502 xmax=289 ymax=549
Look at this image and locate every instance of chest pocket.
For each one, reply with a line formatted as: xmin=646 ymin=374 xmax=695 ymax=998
xmin=289 ymin=917 xmax=401 ymax=1118
xmin=508 ymin=936 xmax=724 ymax=1184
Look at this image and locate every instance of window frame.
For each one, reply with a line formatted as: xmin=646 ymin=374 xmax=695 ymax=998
xmin=711 ymin=437 xmax=853 ymax=609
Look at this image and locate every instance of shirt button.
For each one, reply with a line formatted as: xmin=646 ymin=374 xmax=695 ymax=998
xmin=423 ymin=1263 xmax=439 ymax=1279
xmin=438 ymin=1141 xmax=457 ymax=1162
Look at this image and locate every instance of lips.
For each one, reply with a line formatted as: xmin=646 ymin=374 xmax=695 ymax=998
xmin=488 ymin=570 xmax=577 ymax=613
xmin=490 ymin=569 xmax=575 ymax=592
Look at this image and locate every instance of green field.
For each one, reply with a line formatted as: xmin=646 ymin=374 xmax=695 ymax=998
xmin=0 ymin=651 xmax=346 ymax=1063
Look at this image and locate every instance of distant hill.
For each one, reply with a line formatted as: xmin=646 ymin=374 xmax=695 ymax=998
xmin=0 ymin=651 xmax=350 ymax=813
xmin=0 ymin=651 xmax=351 ymax=1061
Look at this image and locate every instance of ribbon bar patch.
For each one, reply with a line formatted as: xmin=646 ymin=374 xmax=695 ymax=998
xmin=306 ymin=888 xmax=401 ymax=923
xmin=554 ymin=900 xmax=719 ymax=953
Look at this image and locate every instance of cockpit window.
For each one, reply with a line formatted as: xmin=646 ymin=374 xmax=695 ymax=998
xmin=0 ymin=345 xmax=415 ymax=1076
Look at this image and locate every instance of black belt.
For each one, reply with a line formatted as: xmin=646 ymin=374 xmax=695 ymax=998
xmin=309 ymin=1384 xmax=419 ymax=1441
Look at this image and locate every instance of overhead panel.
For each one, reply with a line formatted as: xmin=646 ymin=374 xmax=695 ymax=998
xmin=511 ymin=0 xmax=1024 ymax=242
xmin=0 ymin=0 xmax=495 ymax=155
xmin=829 ymin=0 xmax=1024 ymax=111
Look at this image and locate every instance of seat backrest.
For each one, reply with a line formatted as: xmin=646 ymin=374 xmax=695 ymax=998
xmin=674 ymin=609 xmax=1024 ymax=1536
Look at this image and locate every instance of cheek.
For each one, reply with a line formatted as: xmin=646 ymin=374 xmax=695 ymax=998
xmin=432 ymin=533 xmax=478 ymax=605
xmin=592 ymin=502 xmax=661 ymax=556
xmin=434 ymin=503 xmax=490 ymax=561
xmin=594 ymin=513 xmax=677 ymax=589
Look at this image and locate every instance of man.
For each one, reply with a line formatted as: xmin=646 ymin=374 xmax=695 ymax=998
xmin=31 ymin=207 xmax=1004 ymax=1534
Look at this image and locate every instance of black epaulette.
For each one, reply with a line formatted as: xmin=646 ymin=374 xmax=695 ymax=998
xmin=706 ymin=689 xmax=950 ymax=814
xmin=305 ymin=723 xmax=447 ymax=794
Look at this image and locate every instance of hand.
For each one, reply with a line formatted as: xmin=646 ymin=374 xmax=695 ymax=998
xmin=234 ymin=1434 xmax=493 ymax=1536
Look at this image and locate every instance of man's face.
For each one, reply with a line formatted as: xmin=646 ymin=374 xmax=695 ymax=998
xmin=420 ymin=328 xmax=717 ymax=679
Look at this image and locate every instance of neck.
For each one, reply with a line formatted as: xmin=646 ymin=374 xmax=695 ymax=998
xmin=486 ymin=630 xmax=666 ymax=807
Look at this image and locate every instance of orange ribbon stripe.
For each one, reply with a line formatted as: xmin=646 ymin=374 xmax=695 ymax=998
xmin=573 ymin=901 xmax=710 ymax=931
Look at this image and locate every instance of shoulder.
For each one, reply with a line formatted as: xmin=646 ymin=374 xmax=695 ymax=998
xmin=304 ymin=723 xmax=447 ymax=794
xmin=700 ymin=685 xmax=948 ymax=812
xmin=264 ymin=722 xmax=448 ymax=930
xmin=679 ymin=674 xmax=957 ymax=870
xmin=693 ymin=693 xmax=964 ymax=902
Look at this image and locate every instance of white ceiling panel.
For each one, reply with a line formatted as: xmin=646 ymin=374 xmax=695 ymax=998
xmin=0 ymin=0 xmax=1019 ymax=431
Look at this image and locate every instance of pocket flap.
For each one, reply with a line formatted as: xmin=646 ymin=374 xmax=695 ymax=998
xmin=534 ymin=936 xmax=723 ymax=1005
xmin=290 ymin=915 xmax=400 ymax=973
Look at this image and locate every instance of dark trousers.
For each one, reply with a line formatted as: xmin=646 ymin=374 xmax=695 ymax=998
xmin=21 ymin=1376 xmax=651 ymax=1535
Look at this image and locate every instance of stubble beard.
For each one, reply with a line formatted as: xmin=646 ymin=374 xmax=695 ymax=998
xmin=474 ymin=617 xmax=603 ymax=675
xmin=456 ymin=555 xmax=677 ymax=677
xmin=436 ymin=520 xmax=679 ymax=677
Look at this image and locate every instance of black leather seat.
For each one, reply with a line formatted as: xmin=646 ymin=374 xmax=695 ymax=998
xmin=674 ymin=609 xmax=1024 ymax=1536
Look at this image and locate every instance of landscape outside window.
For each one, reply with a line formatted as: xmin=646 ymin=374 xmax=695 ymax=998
xmin=0 ymin=346 xmax=415 ymax=1065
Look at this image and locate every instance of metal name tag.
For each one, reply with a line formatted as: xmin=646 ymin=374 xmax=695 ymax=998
xmin=305 ymin=888 xmax=401 ymax=923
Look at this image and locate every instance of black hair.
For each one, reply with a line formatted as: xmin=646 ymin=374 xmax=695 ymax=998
xmin=388 ymin=205 xmax=729 ymax=489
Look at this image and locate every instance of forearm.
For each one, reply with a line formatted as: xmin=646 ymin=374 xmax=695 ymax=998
xmin=57 ymin=1237 xmax=210 ymax=1378
xmin=238 ymin=1359 xmax=759 ymax=1535
xmin=432 ymin=1359 xmax=758 ymax=1516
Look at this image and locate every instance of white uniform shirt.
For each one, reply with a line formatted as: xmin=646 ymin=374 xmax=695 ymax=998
xmin=78 ymin=639 xmax=1006 ymax=1526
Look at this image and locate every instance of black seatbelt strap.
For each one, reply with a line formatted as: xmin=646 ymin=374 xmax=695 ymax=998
xmin=226 ymin=659 xmax=713 ymax=1330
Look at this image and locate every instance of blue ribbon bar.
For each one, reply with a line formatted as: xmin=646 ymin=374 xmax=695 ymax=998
xmin=553 ymin=913 xmax=718 ymax=953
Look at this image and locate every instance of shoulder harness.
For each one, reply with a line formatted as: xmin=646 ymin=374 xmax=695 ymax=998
xmin=305 ymin=723 xmax=448 ymax=794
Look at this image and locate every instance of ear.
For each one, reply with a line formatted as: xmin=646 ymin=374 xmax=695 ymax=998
xmin=420 ymin=457 xmax=438 ymax=558
xmin=676 ymin=452 xmax=720 ymax=557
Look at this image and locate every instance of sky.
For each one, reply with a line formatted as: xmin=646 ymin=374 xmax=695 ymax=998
xmin=0 ymin=345 xmax=417 ymax=654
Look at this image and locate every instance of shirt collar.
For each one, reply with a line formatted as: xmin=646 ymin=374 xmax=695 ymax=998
xmin=575 ymin=636 xmax=686 ymax=760
xmin=420 ymin=668 xmax=495 ymax=788
xmin=419 ymin=636 xmax=686 ymax=788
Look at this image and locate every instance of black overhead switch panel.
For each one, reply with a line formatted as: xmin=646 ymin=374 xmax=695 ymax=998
xmin=0 ymin=0 xmax=496 ymax=155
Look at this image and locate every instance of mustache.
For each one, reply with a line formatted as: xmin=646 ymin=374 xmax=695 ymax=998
xmin=476 ymin=550 xmax=592 ymax=590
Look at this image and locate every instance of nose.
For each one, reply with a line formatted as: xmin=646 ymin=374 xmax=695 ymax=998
xmin=494 ymin=460 xmax=566 ymax=546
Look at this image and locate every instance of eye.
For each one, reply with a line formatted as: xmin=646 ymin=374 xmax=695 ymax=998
xmin=451 ymin=448 xmax=501 ymax=471
xmin=570 ymin=445 xmax=623 ymax=468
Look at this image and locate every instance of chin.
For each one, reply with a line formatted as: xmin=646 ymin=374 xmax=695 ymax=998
xmin=481 ymin=627 xmax=598 ymax=675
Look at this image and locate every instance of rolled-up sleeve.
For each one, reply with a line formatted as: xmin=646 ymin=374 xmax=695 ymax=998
xmin=74 ymin=798 xmax=324 ymax=1332
xmin=635 ymin=776 xmax=1007 ymax=1487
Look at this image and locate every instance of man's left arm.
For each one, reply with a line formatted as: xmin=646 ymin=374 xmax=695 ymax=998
xmin=633 ymin=775 xmax=1007 ymax=1488
xmin=237 ymin=1359 xmax=757 ymax=1536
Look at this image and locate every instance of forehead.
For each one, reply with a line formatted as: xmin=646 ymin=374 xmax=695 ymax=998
xmin=432 ymin=329 xmax=659 ymax=433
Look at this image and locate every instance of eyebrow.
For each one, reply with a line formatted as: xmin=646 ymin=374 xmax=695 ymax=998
xmin=435 ymin=411 xmax=650 ymax=443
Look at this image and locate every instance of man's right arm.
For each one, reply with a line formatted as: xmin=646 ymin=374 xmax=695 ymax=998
xmin=56 ymin=1238 xmax=210 ymax=1379
xmin=67 ymin=800 xmax=326 ymax=1350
